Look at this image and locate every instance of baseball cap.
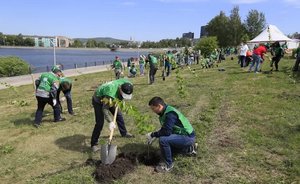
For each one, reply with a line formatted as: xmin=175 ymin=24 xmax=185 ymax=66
xmin=120 ymin=83 xmax=133 ymax=100
xmin=51 ymin=65 xmax=62 ymax=73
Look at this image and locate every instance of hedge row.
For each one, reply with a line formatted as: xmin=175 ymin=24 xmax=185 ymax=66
xmin=0 ymin=56 xmax=30 ymax=77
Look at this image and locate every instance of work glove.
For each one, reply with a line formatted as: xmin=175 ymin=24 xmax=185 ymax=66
xmin=109 ymin=122 xmax=116 ymax=131
xmin=146 ymin=132 xmax=156 ymax=145
xmin=52 ymin=99 xmax=57 ymax=106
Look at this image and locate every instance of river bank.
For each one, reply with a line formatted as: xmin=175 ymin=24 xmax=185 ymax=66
xmin=0 ymin=46 xmax=171 ymax=53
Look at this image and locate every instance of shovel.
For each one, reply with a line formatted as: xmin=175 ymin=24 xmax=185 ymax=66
xmin=101 ymin=105 xmax=118 ymax=165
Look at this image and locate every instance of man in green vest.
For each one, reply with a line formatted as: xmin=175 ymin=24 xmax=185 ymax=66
xmin=146 ymin=97 xmax=197 ymax=172
xmin=91 ymin=79 xmax=134 ymax=152
xmin=34 ymin=66 xmax=66 ymax=128
xmin=146 ymin=54 xmax=158 ymax=84
xmin=112 ymin=56 xmax=123 ymax=79
xmin=57 ymin=76 xmax=74 ymax=115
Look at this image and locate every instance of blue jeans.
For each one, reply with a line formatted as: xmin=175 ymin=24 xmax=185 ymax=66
xmin=249 ymin=54 xmax=261 ymax=72
xmin=159 ymin=134 xmax=195 ymax=167
xmin=57 ymin=88 xmax=73 ymax=114
xmin=139 ymin=64 xmax=144 ymax=75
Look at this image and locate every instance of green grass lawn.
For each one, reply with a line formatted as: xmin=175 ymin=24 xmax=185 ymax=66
xmin=0 ymin=57 xmax=299 ymax=184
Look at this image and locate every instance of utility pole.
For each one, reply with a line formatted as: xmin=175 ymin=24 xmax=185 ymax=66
xmin=50 ymin=37 xmax=57 ymax=66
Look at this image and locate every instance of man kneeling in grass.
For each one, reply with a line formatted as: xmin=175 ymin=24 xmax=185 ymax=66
xmin=146 ymin=97 xmax=197 ymax=173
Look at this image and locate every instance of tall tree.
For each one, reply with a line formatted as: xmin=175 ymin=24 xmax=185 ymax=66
xmin=206 ymin=11 xmax=230 ymax=47
xmin=244 ymin=9 xmax=266 ymax=40
xmin=228 ymin=6 xmax=244 ymax=46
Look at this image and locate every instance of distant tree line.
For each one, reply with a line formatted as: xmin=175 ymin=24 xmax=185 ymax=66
xmin=0 ymin=33 xmax=35 ymax=46
xmin=1 ymin=6 xmax=298 ymax=49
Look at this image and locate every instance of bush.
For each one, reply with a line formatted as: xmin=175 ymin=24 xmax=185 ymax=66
xmin=0 ymin=56 xmax=30 ymax=77
xmin=194 ymin=36 xmax=219 ymax=58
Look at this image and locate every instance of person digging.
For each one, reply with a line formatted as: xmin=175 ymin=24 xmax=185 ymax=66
xmin=146 ymin=97 xmax=197 ymax=173
xmin=91 ymin=79 xmax=134 ymax=152
xmin=57 ymin=76 xmax=75 ymax=115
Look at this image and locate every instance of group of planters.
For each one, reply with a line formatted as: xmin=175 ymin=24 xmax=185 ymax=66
xmin=32 ymin=62 xmax=198 ymax=174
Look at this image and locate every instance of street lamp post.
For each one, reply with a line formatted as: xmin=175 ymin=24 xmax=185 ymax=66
xmin=50 ymin=37 xmax=57 ymax=66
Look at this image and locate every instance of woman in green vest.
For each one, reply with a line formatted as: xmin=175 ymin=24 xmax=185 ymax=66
xmin=146 ymin=97 xmax=197 ymax=173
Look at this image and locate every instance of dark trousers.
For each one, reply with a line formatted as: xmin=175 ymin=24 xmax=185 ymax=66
xmin=270 ymin=56 xmax=282 ymax=70
xmin=149 ymin=67 xmax=157 ymax=84
xmin=240 ymin=56 xmax=246 ymax=67
xmin=34 ymin=96 xmax=61 ymax=125
xmin=293 ymin=57 xmax=300 ymax=71
xmin=90 ymin=98 xmax=128 ymax=147
xmin=57 ymin=88 xmax=73 ymax=114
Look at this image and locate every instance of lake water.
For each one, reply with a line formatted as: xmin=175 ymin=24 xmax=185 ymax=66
xmin=0 ymin=47 xmax=148 ymax=73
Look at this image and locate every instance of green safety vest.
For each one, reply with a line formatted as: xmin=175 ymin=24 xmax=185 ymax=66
xmin=37 ymin=72 xmax=59 ymax=92
xmin=150 ymin=55 xmax=158 ymax=64
xmin=94 ymin=79 xmax=132 ymax=99
xmin=60 ymin=77 xmax=72 ymax=85
xmin=159 ymin=105 xmax=194 ymax=135
xmin=113 ymin=60 xmax=123 ymax=69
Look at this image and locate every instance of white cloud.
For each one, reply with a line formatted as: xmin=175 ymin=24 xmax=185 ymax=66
xmin=228 ymin=0 xmax=267 ymax=4
xmin=157 ymin=0 xmax=207 ymax=3
xmin=284 ymin=0 xmax=300 ymax=8
xmin=121 ymin=1 xmax=137 ymax=6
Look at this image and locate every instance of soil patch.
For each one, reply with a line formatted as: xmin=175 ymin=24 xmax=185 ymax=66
xmin=86 ymin=151 xmax=160 ymax=183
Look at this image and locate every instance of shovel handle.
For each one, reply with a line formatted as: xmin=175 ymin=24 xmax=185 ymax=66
xmin=108 ymin=105 xmax=118 ymax=144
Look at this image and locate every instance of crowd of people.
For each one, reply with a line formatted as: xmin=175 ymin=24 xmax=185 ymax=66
xmin=32 ymin=41 xmax=299 ymax=173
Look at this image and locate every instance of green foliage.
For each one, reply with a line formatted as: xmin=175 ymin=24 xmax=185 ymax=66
xmin=11 ymin=99 xmax=30 ymax=107
xmin=228 ymin=6 xmax=244 ymax=46
xmin=0 ymin=144 xmax=15 ymax=154
xmin=101 ymin=98 xmax=155 ymax=134
xmin=206 ymin=11 xmax=230 ymax=47
xmin=194 ymin=37 xmax=218 ymax=57
xmin=0 ymin=56 xmax=30 ymax=77
xmin=70 ymin=39 xmax=83 ymax=48
xmin=244 ymin=9 xmax=266 ymax=40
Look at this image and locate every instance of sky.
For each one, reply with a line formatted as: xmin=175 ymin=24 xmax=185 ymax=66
xmin=1 ymin=0 xmax=299 ymax=41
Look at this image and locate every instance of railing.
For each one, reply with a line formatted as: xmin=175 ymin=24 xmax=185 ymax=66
xmin=29 ymin=59 xmax=128 ymax=73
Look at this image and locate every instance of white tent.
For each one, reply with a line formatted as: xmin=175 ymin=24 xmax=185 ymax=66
xmin=248 ymin=25 xmax=291 ymax=43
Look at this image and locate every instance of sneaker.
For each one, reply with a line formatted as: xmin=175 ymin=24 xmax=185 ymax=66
xmin=69 ymin=112 xmax=76 ymax=116
xmin=33 ymin=123 xmax=40 ymax=128
xmin=155 ymin=163 xmax=174 ymax=173
xmin=92 ymin=145 xmax=100 ymax=152
xmin=122 ymin=132 xmax=134 ymax=138
xmin=54 ymin=117 xmax=66 ymax=122
xmin=186 ymin=143 xmax=198 ymax=156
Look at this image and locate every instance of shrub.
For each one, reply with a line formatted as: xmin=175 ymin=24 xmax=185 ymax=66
xmin=0 ymin=56 xmax=30 ymax=77
xmin=194 ymin=36 xmax=219 ymax=58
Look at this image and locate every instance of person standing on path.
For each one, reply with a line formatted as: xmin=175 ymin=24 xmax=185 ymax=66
xmin=90 ymin=78 xmax=134 ymax=152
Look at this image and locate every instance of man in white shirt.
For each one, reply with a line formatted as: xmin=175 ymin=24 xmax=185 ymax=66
xmin=239 ymin=42 xmax=249 ymax=67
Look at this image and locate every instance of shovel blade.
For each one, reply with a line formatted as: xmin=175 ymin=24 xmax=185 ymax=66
xmin=101 ymin=144 xmax=117 ymax=165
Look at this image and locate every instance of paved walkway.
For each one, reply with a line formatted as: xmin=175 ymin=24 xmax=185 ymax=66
xmin=0 ymin=64 xmax=111 ymax=90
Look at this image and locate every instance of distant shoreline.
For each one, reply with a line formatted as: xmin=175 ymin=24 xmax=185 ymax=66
xmin=0 ymin=46 xmax=171 ymax=53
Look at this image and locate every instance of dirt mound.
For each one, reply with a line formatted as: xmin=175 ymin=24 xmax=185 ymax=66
xmin=86 ymin=151 xmax=160 ymax=183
